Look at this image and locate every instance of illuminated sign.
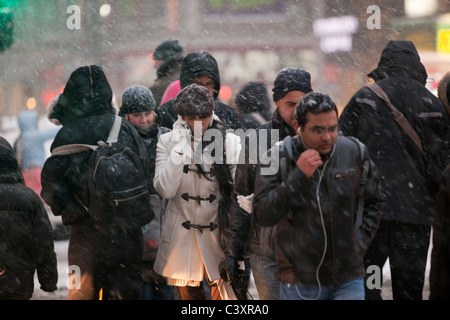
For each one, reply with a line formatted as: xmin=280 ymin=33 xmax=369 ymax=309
xmin=313 ymin=16 xmax=359 ymax=54
xmin=437 ymin=29 xmax=450 ymax=53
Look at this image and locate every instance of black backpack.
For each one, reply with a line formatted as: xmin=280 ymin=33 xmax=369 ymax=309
xmin=52 ymin=116 xmax=154 ymax=234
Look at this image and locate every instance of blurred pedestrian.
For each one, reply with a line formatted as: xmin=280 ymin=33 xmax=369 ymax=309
xmin=430 ymin=77 xmax=450 ymax=300
xmin=153 ymin=84 xmax=241 ymax=300
xmin=41 ymin=65 xmax=150 ymax=300
xmin=14 ymin=109 xmax=59 ymax=195
xmin=158 ymin=51 xmax=238 ymax=130
xmin=253 ymin=92 xmax=384 ymax=300
xmin=234 ymin=81 xmax=272 ymax=130
xmin=0 ymin=136 xmax=58 ymax=300
xmin=437 ymin=72 xmax=450 ymax=116
xmin=339 ymin=40 xmax=450 ymax=300
xmin=429 ymin=163 xmax=450 ymax=299
xmin=150 ymin=39 xmax=184 ymax=107
xmin=118 ymin=84 xmax=173 ymax=300
xmin=219 ymin=68 xmax=313 ymax=300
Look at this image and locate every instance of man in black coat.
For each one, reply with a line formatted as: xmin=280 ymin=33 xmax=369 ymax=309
xmin=219 ymin=68 xmax=313 ymax=300
xmin=0 ymin=137 xmax=57 ymax=299
xmin=41 ymin=65 xmax=150 ymax=300
xmin=339 ymin=40 xmax=450 ymax=300
xmin=158 ymin=51 xmax=238 ymax=130
xmin=253 ymin=93 xmax=383 ymax=300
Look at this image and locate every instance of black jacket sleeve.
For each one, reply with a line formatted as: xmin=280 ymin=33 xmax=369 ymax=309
xmin=31 ymin=193 xmax=58 ymax=292
xmin=253 ymin=144 xmax=314 ymax=227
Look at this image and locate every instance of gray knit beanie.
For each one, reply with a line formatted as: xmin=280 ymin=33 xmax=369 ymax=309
xmin=119 ymin=85 xmax=156 ymax=116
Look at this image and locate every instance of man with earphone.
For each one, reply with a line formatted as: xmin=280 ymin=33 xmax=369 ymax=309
xmin=253 ymin=92 xmax=384 ymax=300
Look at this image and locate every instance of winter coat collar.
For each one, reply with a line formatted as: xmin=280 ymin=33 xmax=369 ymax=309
xmin=270 ymin=108 xmax=297 ymax=140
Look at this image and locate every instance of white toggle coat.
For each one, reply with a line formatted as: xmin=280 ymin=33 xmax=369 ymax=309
xmin=153 ymin=118 xmax=241 ymax=299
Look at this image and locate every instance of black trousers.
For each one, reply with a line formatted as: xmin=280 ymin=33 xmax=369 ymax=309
xmin=92 ymin=228 xmax=143 ymax=300
xmin=364 ymin=220 xmax=431 ymax=300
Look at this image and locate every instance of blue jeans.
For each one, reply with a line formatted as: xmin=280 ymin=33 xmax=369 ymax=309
xmin=280 ymin=278 xmax=365 ymax=300
xmin=249 ymin=253 xmax=280 ymax=300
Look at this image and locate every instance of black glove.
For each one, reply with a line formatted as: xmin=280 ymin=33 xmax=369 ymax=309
xmin=219 ymin=256 xmax=238 ymax=284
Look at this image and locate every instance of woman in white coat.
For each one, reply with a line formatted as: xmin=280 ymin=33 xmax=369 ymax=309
xmin=153 ymin=84 xmax=241 ymax=300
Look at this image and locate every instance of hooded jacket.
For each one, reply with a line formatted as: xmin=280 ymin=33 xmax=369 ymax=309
xmin=253 ymin=135 xmax=384 ymax=286
xmin=339 ymin=40 xmax=450 ymax=225
xmin=158 ymin=51 xmax=238 ymax=130
xmin=0 ymin=137 xmax=58 ymax=299
xmin=41 ymin=66 xmax=148 ymax=227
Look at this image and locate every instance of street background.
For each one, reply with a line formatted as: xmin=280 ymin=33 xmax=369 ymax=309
xmin=0 ymin=0 xmax=444 ymax=301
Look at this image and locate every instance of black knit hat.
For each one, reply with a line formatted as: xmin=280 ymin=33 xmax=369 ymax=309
xmin=173 ymin=83 xmax=214 ymax=117
xmin=119 ymin=85 xmax=155 ymax=116
xmin=272 ymin=68 xmax=313 ymax=101
xmin=153 ymin=39 xmax=183 ymax=61
xmin=235 ymin=81 xmax=271 ymax=114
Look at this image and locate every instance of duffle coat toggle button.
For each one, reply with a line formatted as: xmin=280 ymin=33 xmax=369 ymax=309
xmin=180 ymin=193 xmax=216 ymax=204
xmin=182 ymin=220 xmax=218 ymax=233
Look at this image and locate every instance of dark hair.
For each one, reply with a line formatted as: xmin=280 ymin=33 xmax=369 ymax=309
xmin=295 ymin=92 xmax=338 ymax=128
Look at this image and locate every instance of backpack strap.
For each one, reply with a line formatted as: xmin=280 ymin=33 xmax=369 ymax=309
xmin=367 ymin=83 xmax=426 ymax=158
xmin=51 ymin=115 xmax=122 ymax=156
xmin=348 ymin=137 xmax=369 ymax=228
xmin=51 ymin=144 xmax=96 ymax=156
xmin=105 ymin=115 xmax=122 ymax=145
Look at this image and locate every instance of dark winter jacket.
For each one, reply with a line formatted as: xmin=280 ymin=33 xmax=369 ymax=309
xmin=339 ymin=40 xmax=450 ymax=225
xmin=253 ymin=135 xmax=384 ymax=286
xmin=150 ymin=58 xmax=183 ymax=107
xmin=0 ymin=138 xmax=57 ymax=299
xmin=224 ymin=109 xmax=296 ymax=261
xmin=429 ymin=164 xmax=450 ymax=300
xmin=158 ymin=51 xmax=238 ymax=130
xmin=136 ymin=125 xmax=169 ymax=264
xmin=41 ymin=66 xmax=149 ymax=227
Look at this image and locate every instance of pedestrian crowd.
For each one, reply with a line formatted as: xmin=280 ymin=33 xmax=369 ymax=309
xmin=0 ymin=39 xmax=449 ymax=300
